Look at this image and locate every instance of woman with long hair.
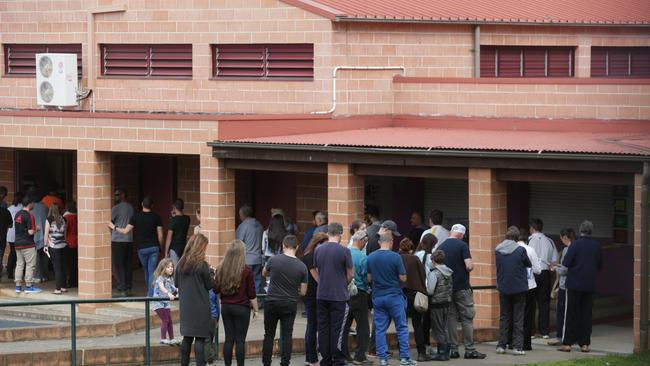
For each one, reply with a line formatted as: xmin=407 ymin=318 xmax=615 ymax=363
xmin=215 ymin=240 xmax=258 ymax=366
xmin=399 ymin=237 xmax=430 ymax=361
xmin=176 ymin=234 xmax=213 ymax=366
xmin=263 ymin=213 xmax=287 ymax=260
xmin=300 ymin=232 xmax=329 ymax=366
xmin=43 ymin=204 xmax=67 ymax=294
xmin=415 ymin=233 xmax=438 ymax=355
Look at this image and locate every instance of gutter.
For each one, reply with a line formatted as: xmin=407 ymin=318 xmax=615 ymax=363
xmin=208 ymin=141 xmax=650 ymax=162
xmin=334 ymin=17 xmax=650 ymax=28
xmin=641 ymin=161 xmax=649 ymax=352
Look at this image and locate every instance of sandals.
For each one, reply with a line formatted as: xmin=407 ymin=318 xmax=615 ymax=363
xmin=558 ymin=345 xmax=572 ymax=352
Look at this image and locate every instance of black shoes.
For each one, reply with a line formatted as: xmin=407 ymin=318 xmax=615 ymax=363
xmin=464 ymin=350 xmax=487 ymax=359
xmin=449 ymin=350 xmax=460 ymax=359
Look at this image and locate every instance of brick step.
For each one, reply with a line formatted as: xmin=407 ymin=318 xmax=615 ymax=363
xmin=0 ymin=328 xmax=499 ymax=366
xmin=0 ymin=305 xmax=180 ymax=343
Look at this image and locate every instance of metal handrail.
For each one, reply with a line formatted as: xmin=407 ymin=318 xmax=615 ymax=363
xmin=0 ymin=296 xmax=170 ymax=366
xmin=0 ymin=286 xmax=497 ymax=366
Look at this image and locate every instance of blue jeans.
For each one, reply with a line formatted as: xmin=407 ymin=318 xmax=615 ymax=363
xmin=168 ymin=249 xmax=181 ymax=267
xmin=250 ymin=263 xmax=262 ymax=293
xmin=304 ymin=297 xmax=318 ymax=363
xmin=373 ymin=294 xmax=410 ymax=361
xmin=138 ymin=246 xmax=160 ymax=297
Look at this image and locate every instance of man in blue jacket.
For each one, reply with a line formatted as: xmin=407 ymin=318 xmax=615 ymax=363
xmin=495 ymin=226 xmax=532 ymax=356
xmin=558 ymin=220 xmax=602 ymax=353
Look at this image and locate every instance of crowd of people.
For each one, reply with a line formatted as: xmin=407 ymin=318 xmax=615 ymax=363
xmin=0 ymin=186 xmax=78 ymax=294
xmin=0 ymin=185 xmax=605 ymax=366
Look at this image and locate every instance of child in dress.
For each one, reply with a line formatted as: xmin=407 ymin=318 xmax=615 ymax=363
xmin=152 ymin=258 xmax=179 ymax=345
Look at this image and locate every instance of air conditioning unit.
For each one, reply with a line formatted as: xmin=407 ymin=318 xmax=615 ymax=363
xmin=35 ymin=53 xmax=78 ymax=107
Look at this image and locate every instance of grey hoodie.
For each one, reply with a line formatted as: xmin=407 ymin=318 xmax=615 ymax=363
xmin=496 ymin=239 xmax=519 ymax=255
xmin=426 ymin=264 xmax=453 ymax=295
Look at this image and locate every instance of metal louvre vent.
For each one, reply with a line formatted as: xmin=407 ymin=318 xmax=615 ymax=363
xmin=213 ymin=43 xmax=314 ymax=79
xmin=4 ymin=44 xmax=82 ymax=76
xmin=101 ymin=44 xmax=192 ymax=79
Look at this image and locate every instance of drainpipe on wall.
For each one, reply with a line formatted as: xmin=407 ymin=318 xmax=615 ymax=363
xmin=311 ymin=66 xmax=406 ymax=115
xmin=641 ymin=161 xmax=649 ymax=352
xmin=473 ymin=25 xmax=481 ymax=78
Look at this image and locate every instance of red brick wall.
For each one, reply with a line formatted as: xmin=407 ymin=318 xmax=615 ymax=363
xmin=634 ymin=172 xmax=650 ymax=351
xmin=468 ymin=168 xmax=507 ymax=328
xmin=327 ymin=163 xmax=364 ymax=244
xmin=0 ymin=148 xmax=14 ymax=198
xmin=296 ymin=173 xmax=327 ymax=241
xmin=0 ymin=0 xmax=334 ymax=114
xmin=1 ymin=3 xmax=648 ymax=117
xmin=394 ymin=81 xmax=650 ymax=120
xmin=177 ymin=155 xmax=200 ymax=233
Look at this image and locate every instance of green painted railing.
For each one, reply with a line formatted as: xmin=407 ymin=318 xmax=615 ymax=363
xmin=0 ymin=296 xmax=168 ymax=366
xmin=0 ymin=285 xmax=496 ymax=366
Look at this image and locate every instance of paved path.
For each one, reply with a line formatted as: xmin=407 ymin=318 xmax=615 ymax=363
xmin=201 ymin=344 xmax=606 ymax=366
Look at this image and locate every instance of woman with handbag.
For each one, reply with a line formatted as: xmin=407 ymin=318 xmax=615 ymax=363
xmin=399 ymin=238 xmax=431 ymax=362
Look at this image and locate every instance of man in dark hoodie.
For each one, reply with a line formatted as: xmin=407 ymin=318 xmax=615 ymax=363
xmin=559 ymin=220 xmax=602 ymax=353
xmin=495 ymin=226 xmax=532 ymax=356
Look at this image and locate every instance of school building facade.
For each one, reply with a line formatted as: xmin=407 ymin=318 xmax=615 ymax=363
xmin=0 ymin=0 xmax=649 ymax=350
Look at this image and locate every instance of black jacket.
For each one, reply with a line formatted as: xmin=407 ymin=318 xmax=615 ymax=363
xmin=495 ymin=240 xmax=531 ymax=295
xmin=175 ymin=261 xmax=213 ymax=338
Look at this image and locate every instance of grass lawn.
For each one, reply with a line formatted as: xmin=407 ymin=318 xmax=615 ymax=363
xmin=524 ymin=352 xmax=650 ymax=366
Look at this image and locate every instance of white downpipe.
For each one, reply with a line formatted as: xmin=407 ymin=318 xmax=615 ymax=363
xmin=312 ymin=66 xmax=406 ymax=114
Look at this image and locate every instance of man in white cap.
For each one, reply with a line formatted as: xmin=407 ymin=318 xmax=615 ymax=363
xmin=437 ymin=224 xmax=486 ymax=360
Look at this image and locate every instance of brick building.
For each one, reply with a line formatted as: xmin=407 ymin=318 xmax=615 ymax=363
xmin=0 ymin=0 xmax=649 ymax=351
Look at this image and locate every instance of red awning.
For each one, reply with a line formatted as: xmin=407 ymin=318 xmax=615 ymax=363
xmin=222 ymin=117 xmax=650 ymax=156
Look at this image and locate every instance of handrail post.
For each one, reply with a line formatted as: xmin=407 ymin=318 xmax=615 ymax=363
xmin=145 ymin=299 xmax=151 ymax=366
xmin=71 ymin=303 xmax=77 ymax=366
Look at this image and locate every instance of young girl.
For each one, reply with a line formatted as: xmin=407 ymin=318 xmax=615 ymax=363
xmin=44 ymin=203 xmax=67 ymax=295
xmin=152 ymin=258 xmax=179 ymax=345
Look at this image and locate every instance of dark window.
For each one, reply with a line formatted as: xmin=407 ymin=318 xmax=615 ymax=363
xmin=100 ymin=44 xmax=192 ymax=78
xmin=480 ymin=46 xmax=574 ymax=77
xmin=4 ymin=44 xmax=82 ymax=76
xmin=591 ymin=47 xmax=650 ymax=78
xmin=212 ymin=44 xmax=314 ymax=79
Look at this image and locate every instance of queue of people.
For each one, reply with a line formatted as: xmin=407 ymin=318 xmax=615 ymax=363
xmin=0 ymin=187 xmax=606 ymax=365
xmin=0 ymin=187 xmax=78 ymax=294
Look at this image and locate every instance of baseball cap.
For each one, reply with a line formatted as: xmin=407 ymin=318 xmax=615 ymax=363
xmin=380 ymin=220 xmax=401 ymax=237
xmin=451 ymin=223 xmax=466 ymax=235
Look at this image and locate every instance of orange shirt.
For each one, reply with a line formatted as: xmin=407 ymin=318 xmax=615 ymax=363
xmin=42 ymin=195 xmax=64 ymax=210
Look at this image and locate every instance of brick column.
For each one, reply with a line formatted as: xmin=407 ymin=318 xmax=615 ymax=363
xmin=77 ymin=150 xmax=112 ymax=299
xmin=634 ymin=172 xmax=650 ymax=351
xmin=327 ymin=163 xmax=364 ymax=243
xmin=0 ymin=148 xmax=15 ymax=197
xmin=0 ymin=148 xmax=15 ymax=268
xmin=575 ymin=44 xmax=591 ymax=78
xmin=200 ymin=147 xmax=235 ymax=267
xmin=468 ymin=168 xmax=507 ymax=328
xmin=296 ymin=173 xmax=327 ymax=242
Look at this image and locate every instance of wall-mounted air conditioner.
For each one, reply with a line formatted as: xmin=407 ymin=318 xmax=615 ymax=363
xmin=35 ymin=53 xmax=78 ymax=107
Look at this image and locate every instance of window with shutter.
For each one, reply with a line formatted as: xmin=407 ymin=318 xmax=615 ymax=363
xmin=498 ymin=47 xmax=522 ymax=77
xmin=101 ymin=44 xmax=192 ymax=79
xmin=631 ymin=48 xmax=650 ymax=77
xmin=4 ymin=44 xmax=82 ymax=76
xmin=591 ymin=47 xmax=608 ymax=77
xmin=480 ymin=46 xmax=575 ymax=78
xmin=591 ymin=47 xmax=650 ymax=78
xmin=547 ymin=48 xmax=573 ymax=77
xmin=523 ymin=47 xmax=546 ymax=77
xmin=480 ymin=47 xmax=497 ymax=77
xmin=213 ymin=44 xmax=313 ymax=80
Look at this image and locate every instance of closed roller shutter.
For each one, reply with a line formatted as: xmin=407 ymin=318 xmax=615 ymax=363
xmin=423 ymin=179 xmax=468 ymax=228
xmin=529 ymin=183 xmax=612 ymax=238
